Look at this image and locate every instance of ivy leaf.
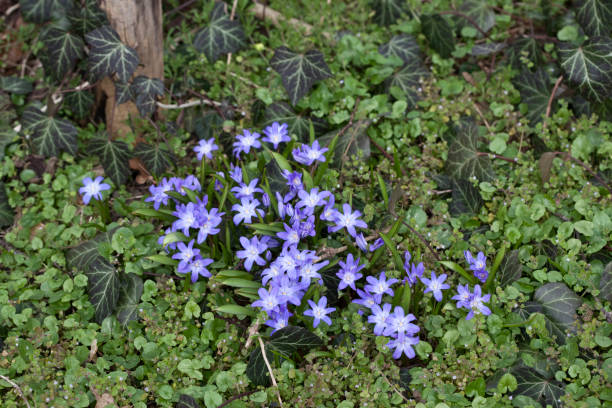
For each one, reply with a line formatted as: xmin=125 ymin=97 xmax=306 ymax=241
xmin=0 ymin=77 xmax=33 ymax=95
xmin=66 ymin=229 xmax=116 ymax=270
xmin=89 ymin=137 xmax=132 ymax=185
xmin=270 ymin=47 xmax=333 ymax=106
xmin=268 ymin=326 xmax=323 ymax=356
xmin=40 ymin=27 xmax=84 ymax=81
xmin=532 ymin=282 xmax=582 ymax=343
xmin=458 ymin=0 xmax=496 ymax=34
xmin=64 ymin=90 xmax=94 ymax=120
xmin=177 ymin=394 xmax=201 ymax=408
xmin=86 ymin=257 xmax=120 ymax=324
xmin=85 ymin=25 xmax=139 ymax=83
xmin=318 ymin=119 xmax=371 ymax=166
xmin=264 ymin=102 xmax=328 ymax=142
xmin=506 ymin=38 xmax=543 ymax=69
xmin=511 ymin=366 xmax=565 ymax=408
xmin=22 ymin=106 xmax=78 ymax=157
xmin=19 ymin=0 xmax=73 ymax=23
xmin=193 ymin=1 xmax=246 ymax=63
xmin=0 ymin=182 xmax=14 ymax=228
xmin=371 ymin=0 xmax=410 ymax=26
xmin=0 ymin=128 xmax=17 ymax=161
xmin=115 ymin=274 xmax=143 ymax=326
xmin=246 ymin=345 xmax=274 ymax=387
xmin=471 ymin=42 xmax=507 ymax=56
xmin=497 ymin=250 xmax=522 ymax=287
xmin=445 ymin=120 xmax=495 ymax=182
xmin=67 ymin=0 xmax=108 ymax=36
xmin=133 ymin=142 xmax=174 ymax=176
xmin=378 ymin=34 xmax=421 ymax=64
xmin=449 ymin=178 xmax=483 ymax=216
xmin=385 ymin=59 xmax=429 ymax=108
xmin=559 ymin=37 xmax=612 ymax=103
xmin=0 ymin=92 xmax=16 ymax=127
xmin=114 ymin=82 xmax=133 ymax=105
xmin=599 ymin=262 xmax=612 ymax=303
xmin=421 ymin=14 xmax=455 ymax=58
xmin=131 ymin=76 xmax=164 ymax=117
xmin=513 ymin=69 xmax=555 ymax=124
xmin=575 ymin=0 xmax=612 ymax=37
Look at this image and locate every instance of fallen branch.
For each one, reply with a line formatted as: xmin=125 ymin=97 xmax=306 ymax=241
xmin=0 ymin=375 xmax=31 ymax=408
xmin=543 ymin=75 xmax=563 ymax=130
xmin=250 ymin=2 xmax=331 ymax=40
xmin=258 ymin=337 xmax=284 ymax=407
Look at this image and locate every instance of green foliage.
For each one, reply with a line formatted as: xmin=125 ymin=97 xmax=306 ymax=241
xmin=22 ymin=106 xmax=78 ymax=157
xmin=421 ymin=14 xmax=455 ymax=58
xmin=85 ymin=25 xmax=139 ymax=83
xmin=445 ymin=120 xmax=495 ymax=182
xmin=40 ymin=27 xmax=84 ymax=82
xmin=193 ymin=1 xmax=246 ymax=63
xmin=89 ymin=137 xmax=131 ymax=185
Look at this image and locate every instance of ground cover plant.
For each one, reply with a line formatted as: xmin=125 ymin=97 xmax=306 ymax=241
xmin=0 ymin=0 xmax=611 ymax=407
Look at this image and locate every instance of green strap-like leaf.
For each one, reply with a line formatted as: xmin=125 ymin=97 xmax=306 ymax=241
xmin=458 ymin=0 xmax=496 ymax=34
xmin=575 ymin=0 xmax=612 ymax=37
xmin=67 ymin=0 xmax=108 ymax=36
xmin=115 ymin=274 xmax=143 ymax=326
xmin=559 ymin=37 xmax=612 ymax=103
xmin=0 ymin=77 xmax=33 ymax=95
xmin=0 ymin=182 xmax=14 ymax=228
xmin=497 ymin=250 xmax=522 ymax=288
xmin=385 ymin=59 xmax=430 ymax=108
xmin=270 ymin=47 xmax=333 ymax=106
xmin=449 ymin=178 xmax=483 ymax=216
xmin=513 ymin=69 xmax=555 ymax=124
xmin=379 ymin=34 xmax=421 ymax=64
xmin=133 ymin=142 xmax=174 ymax=176
xmin=86 ymin=257 xmax=120 ymax=324
xmin=89 ymin=137 xmax=132 ymax=185
xmin=40 ymin=27 xmax=84 ymax=81
xmin=264 ymin=102 xmax=328 ymax=142
xmin=64 ymin=90 xmax=94 ymax=120
xmin=22 ymin=106 xmax=78 ymax=157
xmin=445 ymin=120 xmax=495 ymax=182
xmin=269 ymin=326 xmax=323 ymax=355
xmin=421 ymin=14 xmax=455 ymax=58
xmin=371 ymin=0 xmax=410 ymax=26
xmin=85 ymin=25 xmax=139 ymax=83
xmin=130 ymin=76 xmax=164 ymax=117
xmin=19 ymin=0 xmax=72 ymax=23
xmin=511 ymin=366 xmax=565 ymax=408
xmin=193 ymin=2 xmax=246 ymax=63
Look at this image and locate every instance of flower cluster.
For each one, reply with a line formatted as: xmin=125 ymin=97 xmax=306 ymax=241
xmin=452 ymin=284 xmax=492 ymax=320
xmin=464 ymin=250 xmax=489 ymax=283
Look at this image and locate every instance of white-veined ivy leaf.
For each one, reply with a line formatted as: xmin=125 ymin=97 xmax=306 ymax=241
xmin=0 ymin=92 xmax=16 ymax=126
xmin=0 ymin=128 xmax=17 ymax=161
xmin=445 ymin=120 xmax=495 ymax=182
xmin=40 ymin=27 xmax=84 ymax=81
xmin=599 ymin=262 xmax=612 ymax=303
xmin=421 ymin=14 xmax=455 ymax=58
xmin=115 ymin=274 xmax=143 ymax=326
xmin=193 ymin=2 xmax=246 ymax=63
xmin=21 ymin=106 xmax=78 ymax=157
xmin=85 ymin=25 xmax=139 ymax=83
xmin=246 ymin=345 xmax=274 ymax=387
xmin=497 ymin=250 xmax=522 ymax=287
xmin=471 ymin=42 xmax=507 ymax=56
xmin=385 ymin=59 xmax=429 ymax=108
xmin=67 ymin=0 xmax=108 ymax=36
xmin=177 ymin=394 xmax=201 ymax=408
xmin=532 ymin=282 xmax=582 ymax=343
xmin=371 ymin=0 xmax=410 ymax=26
xmin=0 ymin=182 xmax=14 ymax=228
xmin=66 ymin=228 xmax=116 ymax=270
xmin=511 ymin=366 xmax=565 ymax=408
xmin=86 ymin=256 xmax=120 ymax=324
xmin=64 ymin=90 xmax=94 ymax=120
xmin=270 ymin=47 xmax=333 ymax=106
xmin=513 ymin=69 xmax=555 ymax=124
xmin=133 ymin=142 xmax=174 ymax=176
xmin=317 ymin=119 xmax=371 ymax=166
xmin=575 ymin=0 xmax=612 ymax=37
xmin=130 ymin=76 xmax=164 ymax=117
xmin=449 ymin=178 xmax=483 ymax=216
xmin=559 ymin=37 xmax=612 ymax=103
xmin=115 ymin=82 xmax=133 ymax=104
xmin=378 ymin=34 xmax=421 ymax=64
xmin=264 ymin=102 xmax=328 ymax=142
xmin=0 ymin=76 xmax=33 ymax=95
xmin=506 ymin=37 xmax=543 ymax=69
xmin=19 ymin=0 xmax=73 ymax=23
xmin=458 ymin=0 xmax=496 ymax=34
xmin=89 ymin=137 xmax=131 ymax=185
xmin=268 ymin=326 xmax=323 ymax=356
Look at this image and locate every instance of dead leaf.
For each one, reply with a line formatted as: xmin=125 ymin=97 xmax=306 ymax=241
xmin=91 ymin=386 xmax=116 ymax=408
xmin=462 ymin=71 xmax=477 ymax=88
xmin=89 ymin=338 xmax=98 ymax=362
xmin=539 ymin=152 xmax=557 ymax=184
xmin=129 ymin=157 xmax=152 ymax=184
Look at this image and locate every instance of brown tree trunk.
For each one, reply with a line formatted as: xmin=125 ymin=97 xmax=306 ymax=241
xmin=98 ymin=0 xmax=164 ymax=137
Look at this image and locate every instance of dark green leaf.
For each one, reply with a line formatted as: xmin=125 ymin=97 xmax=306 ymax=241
xmin=379 ymin=34 xmax=421 ymax=64
xmin=264 ymin=102 xmax=328 ymax=142
xmin=599 ymin=262 xmax=612 ymax=303
xmin=511 ymin=366 xmax=565 ymax=408
xmin=177 ymin=394 xmax=201 ymax=408
xmin=0 ymin=92 xmax=16 ymax=126
xmin=85 ymin=25 xmax=139 ymax=83
xmin=246 ymin=345 xmax=273 ymax=387
xmin=133 ymin=142 xmax=174 ymax=176
xmin=513 ymin=69 xmax=555 ymax=124
xmin=86 ymin=257 xmax=120 ymax=324
xmin=506 ymin=38 xmax=543 ymax=69
xmin=64 ymin=90 xmax=94 ymax=120
xmin=115 ymin=82 xmax=133 ymax=104
xmin=471 ymin=42 xmax=506 ymax=56
xmin=458 ymin=0 xmax=496 ymax=34
xmin=317 ymin=119 xmax=371 ymax=166
xmin=270 ymin=47 xmax=333 ymax=105
xmin=22 ymin=106 xmax=78 ymax=157
xmin=0 ymin=77 xmax=33 ymax=95
xmin=0 ymin=128 xmax=17 ymax=161
xmin=575 ymin=0 xmax=612 ymax=37
xmin=115 ymin=274 xmax=143 ymax=326
xmin=532 ymin=282 xmax=582 ymax=343
xmin=385 ymin=59 xmax=429 ymax=108
xmin=421 ymin=14 xmax=455 ymax=58
xmin=0 ymin=182 xmax=14 ymax=228
xmin=269 ymin=326 xmax=323 ymax=356
xmin=559 ymin=37 xmax=612 ymax=103
xmin=449 ymin=178 xmax=483 ymax=216
xmin=497 ymin=250 xmax=522 ymax=287
xmin=66 ymin=229 xmax=116 ymax=270
xmin=40 ymin=27 xmax=84 ymax=81
xmin=67 ymin=0 xmax=108 ymax=36
xmin=89 ymin=137 xmax=131 ymax=185
xmin=131 ymin=76 xmax=164 ymax=117
xmin=193 ymin=2 xmax=246 ymax=63
xmin=371 ymin=0 xmax=410 ymax=26
xmin=19 ymin=0 xmax=73 ymax=23
xmin=445 ymin=120 xmax=495 ymax=182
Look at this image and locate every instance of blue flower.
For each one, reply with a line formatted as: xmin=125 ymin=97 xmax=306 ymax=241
xmin=296 ymin=188 xmax=331 ymax=210
xmin=145 ymin=178 xmax=172 ymax=209
xmin=319 ymin=195 xmax=336 ymax=222
xmin=183 ymin=255 xmax=213 ymax=283
xmin=79 ymin=176 xmax=111 ymax=204
xmin=328 ymin=203 xmax=367 ymax=238
xmin=304 ymin=296 xmax=335 ymax=328
xmin=231 ymin=198 xmax=263 ymax=225
xmin=464 ymin=250 xmax=489 ymax=283
xmin=274 ymin=275 xmax=305 ymax=306
xmin=229 ymin=164 xmax=243 ymax=183
xmin=236 ymin=236 xmax=268 ymax=271
xmin=369 ymin=237 xmax=384 ymax=252
xmin=403 ymin=254 xmax=424 ymax=287
xmin=337 ymin=253 xmax=364 ymax=291
xmin=368 ymin=303 xmax=392 ymax=336
xmin=276 ymin=223 xmax=301 ymax=251
xmin=233 ymin=129 xmax=261 ymax=158
xmin=195 ymin=207 xmax=224 ymax=244
xmin=231 ymin=178 xmax=264 ymax=200
xmin=172 ymin=240 xmax=200 ymax=273
xmin=465 ymin=285 xmax=492 ymax=320
xmin=281 ymin=170 xmax=303 ymax=195
xmin=264 ymin=305 xmax=292 ymax=333
xmin=365 ymin=271 xmax=399 ymax=302
xmin=194 ymin=137 xmax=218 ymax=160
xmin=298 ymin=259 xmax=328 ymax=282
xmin=386 ymin=332 xmax=419 ymax=359
xmin=451 ymin=284 xmax=472 ymax=309
xmin=172 ymin=202 xmax=198 ymax=236
xmin=262 ymin=122 xmax=290 ymax=149
xmin=252 ymin=287 xmax=281 ymax=313
xmin=383 ymin=306 xmax=419 ymax=337
xmin=352 ymin=288 xmax=378 ymax=309
xmin=420 ymin=271 xmax=450 ymax=302
xmin=292 ymin=140 xmax=328 ymax=166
